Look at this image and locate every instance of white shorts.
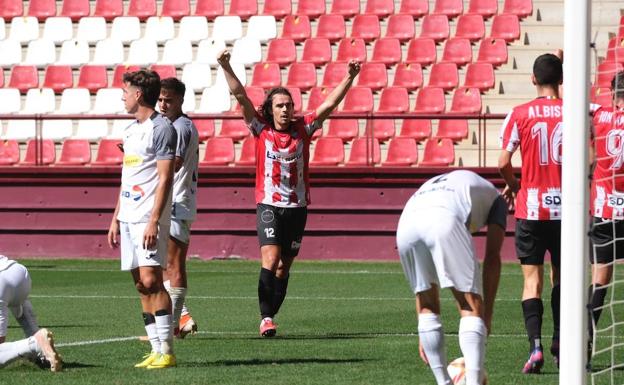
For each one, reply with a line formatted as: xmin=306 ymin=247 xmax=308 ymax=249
xmin=120 ymin=221 xmax=169 ymax=271
xmin=0 ymin=263 xmax=31 ymax=337
xmin=396 ymin=208 xmax=482 ymax=295
xmin=170 ymin=219 xmax=192 ymax=244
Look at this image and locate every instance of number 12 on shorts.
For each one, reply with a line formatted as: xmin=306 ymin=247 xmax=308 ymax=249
xmin=264 ymin=228 xmax=275 ymax=238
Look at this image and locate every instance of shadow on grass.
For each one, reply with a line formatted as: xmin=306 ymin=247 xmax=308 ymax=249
xmin=195 ymin=332 xmax=417 ymax=341
xmin=184 ymin=357 xmax=373 ymax=367
xmin=60 ymin=361 xmax=98 ymax=369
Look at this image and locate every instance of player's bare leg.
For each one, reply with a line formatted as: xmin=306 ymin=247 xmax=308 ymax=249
xmin=416 ymin=285 xmax=451 ymax=385
xmin=258 ymin=245 xmax=281 ymax=337
xmin=520 ymin=264 xmax=545 ymax=373
xmin=450 ymin=289 xmax=487 ymax=385
xmin=164 ymin=236 xmax=196 ymax=338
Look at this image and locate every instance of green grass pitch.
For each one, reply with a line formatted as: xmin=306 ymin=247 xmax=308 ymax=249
xmin=2 ymin=259 xmax=621 ymax=385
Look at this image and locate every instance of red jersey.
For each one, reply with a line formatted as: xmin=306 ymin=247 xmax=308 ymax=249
xmin=500 ymin=97 xmax=563 ymax=220
xmin=591 ymin=106 xmax=624 ymax=219
xmin=249 ymin=113 xmax=319 ymax=207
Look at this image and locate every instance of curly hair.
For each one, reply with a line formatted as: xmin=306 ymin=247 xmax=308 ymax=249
xmin=260 ymin=87 xmax=293 ymax=127
xmin=122 ymin=69 xmax=161 ymax=107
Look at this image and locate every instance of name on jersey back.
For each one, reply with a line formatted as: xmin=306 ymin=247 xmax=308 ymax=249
xmin=528 ymin=105 xmax=562 ymax=119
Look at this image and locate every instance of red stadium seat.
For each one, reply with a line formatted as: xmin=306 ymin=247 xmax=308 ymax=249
xmin=365 ymin=0 xmax=394 ymax=18
xmin=266 ymin=38 xmax=296 ymax=67
xmin=385 ymin=14 xmax=415 ymax=43
xmin=128 ymin=0 xmax=157 ymax=20
xmin=619 ymin=15 xmax=624 ymax=38
xmin=490 ymin=14 xmax=520 ymax=42
xmin=368 ymin=119 xmax=396 ymax=142
xmin=330 ymin=0 xmax=360 ymax=18
xmin=286 ymin=62 xmax=317 ymax=92
xmin=92 ymin=139 xmax=123 ymax=165
xmin=428 ymin=62 xmax=459 ymax=91
xmin=383 ymin=138 xmax=418 ymax=166
xmin=315 ymin=14 xmax=346 ymax=43
xmin=356 ymin=63 xmax=388 ymax=91
xmin=28 ymin=0 xmax=57 ymax=21
xmin=9 ymin=66 xmax=39 ymax=93
xmin=234 ymin=86 xmax=265 ymax=111
xmin=201 ymin=137 xmax=235 ymax=165
xmin=605 ymin=37 xmax=624 ymax=64
xmin=336 ymin=38 xmax=367 ymax=63
xmin=281 ymin=15 xmax=311 ymax=43
xmin=467 ymin=0 xmax=497 ymax=19
xmin=420 ymin=14 xmax=450 ymax=43
xmin=22 ymin=139 xmax=56 ymax=165
xmin=262 ymin=0 xmax=291 ymax=19
xmin=0 ymin=0 xmax=23 ymax=21
xmin=286 ymin=86 xmax=302 ymax=112
xmin=591 ymin=86 xmax=613 ymax=107
xmin=596 ymin=62 xmax=624 ymax=88
xmin=301 ymin=38 xmax=332 ymax=67
xmin=162 ymin=0 xmax=190 ymax=19
xmin=220 ymin=119 xmax=250 ymax=141
xmin=228 ymin=0 xmax=257 ymax=20
xmin=0 ymin=68 xmax=4 ymax=88
xmin=455 ymin=14 xmax=485 ymax=42
xmin=441 ymin=38 xmax=473 ymax=67
xmin=306 ymin=87 xmax=333 ymax=112
xmin=464 ymin=62 xmax=495 ymax=92
xmin=350 ymin=14 xmax=380 ymax=43
xmin=77 ymin=65 xmax=109 ymax=93
xmin=112 ymin=65 xmax=141 ymax=88
xmin=61 ymin=0 xmax=90 ymax=22
xmin=477 ymin=38 xmax=508 ymax=67
xmin=310 ymin=137 xmax=344 ymax=166
xmin=346 ymin=137 xmax=381 ymax=166
xmin=378 ymin=87 xmax=410 ymax=113
xmin=433 ymin=0 xmax=463 ymax=19
xmin=392 ymin=63 xmax=423 ymax=91
xmin=250 ymin=63 xmax=281 ymax=89
xmin=149 ymin=64 xmax=177 ymax=80
xmin=436 ymin=119 xmax=468 ymax=141
xmin=406 ymin=38 xmax=437 ymax=67
xmin=398 ymin=0 xmax=428 ymax=18
xmin=502 ymin=0 xmax=533 ymax=19
xmin=236 ymin=136 xmax=256 ymax=165
xmin=370 ymin=38 xmax=402 ymax=67
xmin=43 ymin=65 xmax=73 ymax=94
xmin=341 ymin=87 xmax=373 ymax=113
xmin=194 ymin=119 xmax=215 ymax=141
xmin=398 ymin=119 xmax=432 ymax=141
xmin=420 ymin=138 xmax=454 ymax=166
xmin=57 ymin=139 xmax=91 ymax=165
xmin=327 ymin=119 xmax=359 ymax=142
xmin=194 ymin=0 xmax=224 ymax=19
xmin=414 ymin=87 xmax=446 ymax=113
xmin=296 ymin=0 xmax=325 ymax=19
xmin=0 ymin=140 xmax=20 ymax=165
xmin=94 ymin=0 xmax=123 ymax=21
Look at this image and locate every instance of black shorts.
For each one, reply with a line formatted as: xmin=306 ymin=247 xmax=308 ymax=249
xmin=256 ymin=203 xmax=308 ymax=258
xmin=589 ymin=217 xmax=624 ymax=264
xmin=515 ymin=219 xmax=561 ymax=268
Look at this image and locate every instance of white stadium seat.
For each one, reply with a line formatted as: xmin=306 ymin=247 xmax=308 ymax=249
xmin=182 ymin=88 xmax=196 ymax=113
xmin=93 ymin=88 xmax=125 ymax=114
xmin=43 ymin=17 xmax=73 ymax=44
xmin=144 ymin=16 xmax=175 ymax=43
xmin=127 ymin=38 xmax=158 ymax=66
xmin=231 ymin=37 xmax=262 ymax=67
xmin=212 ymin=16 xmax=242 ymax=43
xmin=93 ymin=39 xmax=125 ymax=66
xmin=42 ymin=120 xmax=73 ymax=141
xmin=24 ymin=39 xmax=56 ymax=67
xmin=59 ymin=88 xmax=92 ymax=114
xmin=178 ymin=16 xmax=209 ymax=43
xmin=76 ymin=17 xmax=108 ymax=44
xmin=110 ymin=119 xmax=134 ymax=138
xmin=58 ymin=40 xmax=90 ymax=67
xmin=0 ymin=18 xmax=5 ymax=40
xmin=198 ymin=85 xmax=231 ymax=113
xmin=76 ymin=120 xmax=109 ymax=140
xmin=23 ymin=88 xmax=56 ymax=114
xmin=246 ymin=16 xmax=277 ymax=43
xmin=196 ymin=39 xmax=226 ymax=66
xmin=5 ymin=120 xmax=36 ymax=141
xmin=110 ymin=17 xmax=141 ymax=44
xmin=181 ymin=63 xmax=212 ymax=92
xmin=160 ymin=38 xmax=193 ymax=65
xmin=0 ymin=89 xmax=21 ymax=113
xmin=0 ymin=39 xmax=22 ymax=68
xmin=9 ymin=16 xmax=39 ymax=43
xmin=215 ymin=63 xmax=247 ymax=87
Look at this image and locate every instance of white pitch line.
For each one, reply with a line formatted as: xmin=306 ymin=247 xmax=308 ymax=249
xmin=56 ymin=336 xmax=139 ymax=347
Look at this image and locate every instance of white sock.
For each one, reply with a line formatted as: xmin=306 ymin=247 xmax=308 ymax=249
xmin=181 ymin=303 xmax=189 ymax=317
xmin=155 ymin=313 xmax=173 ymax=355
xmin=11 ymin=300 xmax=39 ymax=337
xmin=145 ymin=323 xmax=160 ymax=353
xmin=0 ymin=337 xmax=37 ymax=366
xmin=459 ymin=316 xmax=487 ymax=385
xmin=166 ymin=287 xmax=187 ymax=330
xmin=418 ymin=313 xmax=452 ymax=385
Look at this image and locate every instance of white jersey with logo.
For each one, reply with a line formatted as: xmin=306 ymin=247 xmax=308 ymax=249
xmin=403 ymin=170 xmax=500 ymax=233
xmin=117 ymin=112 xmax=177 ymax=224
xmin=172 ymin=115 xmax=199 ymax=221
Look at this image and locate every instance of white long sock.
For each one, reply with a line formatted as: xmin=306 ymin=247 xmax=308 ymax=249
xmin=166 ymin=287 xmax=187 ymax=330
xmin=145 ymin=323 xmax=160 ymax=353
xmin=0 ymin=337 xmax=37 ymax=366
xmin=180 ymin=303 xmax=189 ymax=317
xmin=155 ymin=313 xmax=173 ymax=354
xmin=418 ymin=313 xmax=452 ymax=385
xmin=459 ymin=316 xmax=487 ymax=385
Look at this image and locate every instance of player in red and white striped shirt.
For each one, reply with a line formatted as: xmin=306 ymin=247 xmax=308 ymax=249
xmin=498 ymin=53 xmax=563 ymax=373
xmin=218 ymin=50 xmax=360 ymax=337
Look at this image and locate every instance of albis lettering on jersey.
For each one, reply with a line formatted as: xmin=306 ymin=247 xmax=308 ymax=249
xmin=528 ymin=105 xmax=562 ymax=119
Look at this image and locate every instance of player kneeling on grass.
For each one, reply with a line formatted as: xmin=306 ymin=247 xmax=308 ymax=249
xmin=108 ymin=70 xmax=178 ymax=369
xmin=158 ymin=78 xmax=200 ymax=338
xmin=396 ymin=170 xmax=505 ymax=385
xmin=0 ymin=255 xmax=61 ymax=372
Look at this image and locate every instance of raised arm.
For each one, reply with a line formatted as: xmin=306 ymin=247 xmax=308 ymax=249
xmin=315 ymin=60 xmax=361 ymax=125
xmin=217 ymin=50 xmax=257 ymax=125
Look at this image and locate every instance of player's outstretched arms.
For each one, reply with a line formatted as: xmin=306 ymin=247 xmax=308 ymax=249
xmin=216 ymin=49 xmax=256 ymax=125
xmin=315 ymin=60 xmax=361 ymax=125
xmin=482 ymin=223 xmax=504 ymax=334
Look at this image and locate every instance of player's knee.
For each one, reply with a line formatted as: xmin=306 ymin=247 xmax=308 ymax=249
xmin=136 ymin=277 xmax=159 ymax=294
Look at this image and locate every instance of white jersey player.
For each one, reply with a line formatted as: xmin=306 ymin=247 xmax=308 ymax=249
xmin=396 ymin=170 xmax=506 ymax=385
xmin=158 ymin=78 xmax=200 ymax=338
xmin=0 ymin=256 xmax=61 ymax=371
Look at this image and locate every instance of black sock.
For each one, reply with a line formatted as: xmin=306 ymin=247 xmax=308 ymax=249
xmin=142 ymin=312 xmax=156 ymax=325
xmin=522 ymin=298 xmax=544 ymax=351
xmin=273 ymin=274 xmax=290 ymax=316
xmin=551 ymin=285 xmax=560 ymax=341
xmin=258 ymin=268 xmax=276 ymax=319
xmin=587 ymin=284 xmax=608 ymax=339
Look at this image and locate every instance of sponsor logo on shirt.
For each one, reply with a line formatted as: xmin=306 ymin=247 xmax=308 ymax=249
xmin=266 ymin=150 xmax=301 ymax=163
xmin=542 ymin=188 xmax=562 ymax=208
xmin=607 ymin=194 xmax=624 ymax=209
xmin=123 ymin=154 xmax=143 ymax=167
xmin=122 ymin=185 xmax=145 ymax=201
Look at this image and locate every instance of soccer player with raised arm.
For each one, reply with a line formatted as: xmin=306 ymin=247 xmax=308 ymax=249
xmin=588 ymin=71 xmax=624 ymax=363
xmin=217 ymin=49 xmax=360 ymax=337
xmin=0 ymin=255 xmax=61 ymax=371
xmin=158 ymin=78 xmax=199 ymax=339
xmin=498 ymin=53 xmax=563 ymax=373
xmin=396 ymin=170 xmax=505 ymax=385
xmin=107 ymin=70 xmax=178 ymax=369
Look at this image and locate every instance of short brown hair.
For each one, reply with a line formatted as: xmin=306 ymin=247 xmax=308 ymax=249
xmin=161 ymin=77 xmax=186 ymax=97
xmin=123 ymin=70 xmax=161 ymax=107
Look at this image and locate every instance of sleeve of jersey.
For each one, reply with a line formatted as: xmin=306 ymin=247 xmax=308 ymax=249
xmin=153 ymin=122 xmax=177 ymax=161
xmin=174 ymin=121 xmax=192 ymax=159
xmin=303 ymin=112 xmax=319 ymax=138
xmin=499 ymin=110 xmax=520 ymax=153
xmin=486 ymin=195 xmax=508 ymax=229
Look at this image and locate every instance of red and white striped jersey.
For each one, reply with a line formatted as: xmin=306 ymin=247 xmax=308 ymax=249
xmin=591 ymin=106 xmax=624 ymax=219
xmin=500 ymin=97 xmax=563 ymax=220
xmin=249 ymin=113 xmax=319 ymax=207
